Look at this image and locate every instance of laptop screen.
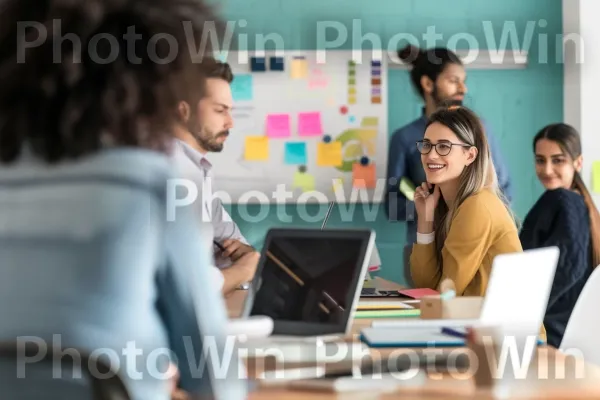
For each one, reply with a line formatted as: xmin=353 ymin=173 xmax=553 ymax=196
xmin=247 ymin=229 xmax=372 ymax=330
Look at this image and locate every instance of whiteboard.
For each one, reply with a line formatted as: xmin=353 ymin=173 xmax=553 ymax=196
xmin=209 ymin=50 xmax=388 ymax=204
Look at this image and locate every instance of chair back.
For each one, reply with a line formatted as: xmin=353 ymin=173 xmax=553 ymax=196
xmin=559 ymin=266 xmax=600 ymax=366
xmin=0 ymin=340 xmax=131 ymax=400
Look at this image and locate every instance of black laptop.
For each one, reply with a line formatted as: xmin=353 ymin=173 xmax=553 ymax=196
xmin=241 ymin=228 xmax=375 ymax=336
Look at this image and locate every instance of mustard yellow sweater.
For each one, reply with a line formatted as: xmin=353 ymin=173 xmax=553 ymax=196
xmin=410 ymin=189 xmax=547 ymax=342
xmin=410 ymin=189 xmax=521 ymax=296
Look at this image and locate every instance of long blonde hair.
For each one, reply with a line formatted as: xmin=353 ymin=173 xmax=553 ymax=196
xmin=428 ymin=105 xmax=515 ymax=268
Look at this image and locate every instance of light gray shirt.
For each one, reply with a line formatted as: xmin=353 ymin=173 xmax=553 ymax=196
xmin=171 ymin=139 xmax=249 ymax=269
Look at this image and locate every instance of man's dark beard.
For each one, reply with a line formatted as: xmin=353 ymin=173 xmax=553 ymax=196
xmin=433 ymin=85 xmax=463 ymax=107
xmin=188 ymin=121 xmax=228 ymax=152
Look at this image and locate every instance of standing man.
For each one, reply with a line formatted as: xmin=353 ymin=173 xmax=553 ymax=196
xmin=385 ymin=45 xmax=512 ymax=285
xmin=171 ymin=60 xmax=259 ymax=295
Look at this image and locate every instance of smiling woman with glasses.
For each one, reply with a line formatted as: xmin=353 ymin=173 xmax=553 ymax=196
xmin=408 ymin=104 xmax=535 ymax=336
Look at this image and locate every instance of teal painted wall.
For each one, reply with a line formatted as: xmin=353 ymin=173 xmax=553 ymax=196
xmin=215 ymin=0 xmax=564 ymax=285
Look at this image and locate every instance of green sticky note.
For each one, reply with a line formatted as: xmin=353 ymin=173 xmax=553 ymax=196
xmin=293 ymin=171 xmax=315 ymax=192
xmin=594 ymin=162 xmax=600 ymax=194
xmin=399 ymin=177 xmax=416 ymax=201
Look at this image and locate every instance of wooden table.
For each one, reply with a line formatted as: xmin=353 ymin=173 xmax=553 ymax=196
xmin=226 ymin=278 xmax=600 ymax=399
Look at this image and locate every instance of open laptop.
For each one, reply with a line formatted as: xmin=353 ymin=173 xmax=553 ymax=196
xmin=241 ymin=227 xmax=375 ymax=337
xmin=318 ymin=202 xmax=384 ymax=297
xmin=363 ymin=246 xmax=560 ymax=346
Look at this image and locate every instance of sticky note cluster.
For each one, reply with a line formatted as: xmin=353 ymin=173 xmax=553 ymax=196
xmin=348 ymin=60 xmax=356 ymax=104
xmin=250 ymin=56 xmax=285 ymax=72
xmin=371 ymin=59 xmax=382 ymax=104
xmin=265 ymin=112 xmax=323 ymax=138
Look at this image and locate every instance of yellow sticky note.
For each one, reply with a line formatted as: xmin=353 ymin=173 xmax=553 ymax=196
xmin=361 ymin=117 xmax=379 ymax=127
xmin=348 ymin=96 xmax=356 ymax=104
xmin=593 ymin=162 xmax=600 ymax=193
xmin=293 ymin=171 xmax=315 ymax=192
xmin=291 ymin=57 xmax=308 ymax=79
xmin=244 ymin=136 xmax=269 ymax=161
xmin=317 ymin=142 xmax=342 ymax=167
xmin=332 ymin=177 xmax=344 ymax=193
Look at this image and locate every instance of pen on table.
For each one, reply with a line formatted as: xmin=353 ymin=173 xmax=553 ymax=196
xmin=213 ymin=240 xmax=226 ymax=252
xmin=441 ymin=327 xmax=467 ymax=339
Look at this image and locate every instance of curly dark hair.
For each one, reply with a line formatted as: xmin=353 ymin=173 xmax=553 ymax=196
xmin=0 ymin=0 xmax=225 ymax=164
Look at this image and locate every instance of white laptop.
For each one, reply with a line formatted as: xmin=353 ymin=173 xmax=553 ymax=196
xmin=363 ymin=247 xmax=559 ymax=346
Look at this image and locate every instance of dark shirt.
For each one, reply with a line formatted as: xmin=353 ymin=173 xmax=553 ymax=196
xmin=384 ymin=111 xmax=513 ymax=246
xmin=519 ymin=188 xmax=593 ymax=348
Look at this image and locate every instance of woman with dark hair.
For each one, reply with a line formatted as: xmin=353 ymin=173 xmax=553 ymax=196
xmin=0 ymin=0 xmax=246 ymax=399
xmin=520 ymin=123 xmax=600 ymax=348
xmin=384 ymin=45 xmax=512 ymax=285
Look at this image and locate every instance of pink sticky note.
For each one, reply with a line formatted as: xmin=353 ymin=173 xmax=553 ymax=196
xmin=397 ymin=288 xmax=440 ymax=299
xmin=298 ymin=112 xmax=323 ymax=136
xmin=266 ymin=114 xmax=291 ymax=138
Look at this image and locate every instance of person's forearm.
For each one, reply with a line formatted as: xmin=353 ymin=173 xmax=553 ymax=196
xmin=220 ymin=267 xmax=245 ymax=296
xmin=417 ymin=220 xmax=434 ymax=234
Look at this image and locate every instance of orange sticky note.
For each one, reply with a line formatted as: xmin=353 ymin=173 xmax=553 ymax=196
xmin=352 ymin=163 xmax=376 ymax=188
xmin=317 ymin=142 xmax=342 ymax=167
xmin=291 ymin=57 xmax=308 ymax=79
xmin=244 ymin=136 xmax=269 ymax=161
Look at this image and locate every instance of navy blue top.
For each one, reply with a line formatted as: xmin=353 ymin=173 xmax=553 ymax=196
xmin=519 ymin=188 xmax=593 ymax=348
xmin=385 ymin=111 xmax=513 ymax=246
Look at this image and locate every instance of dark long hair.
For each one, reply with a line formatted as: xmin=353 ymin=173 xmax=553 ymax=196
xmin=0 ymin=0 xmax=224 ymax=164
xmin=534 ymin=123 xmax=600 ymax=268
xmin=397 ymin=45 xmax=462 ymax=100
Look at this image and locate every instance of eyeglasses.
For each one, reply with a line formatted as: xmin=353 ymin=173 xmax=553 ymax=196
xmin=416 ymin=140 xmax=472 ymax=156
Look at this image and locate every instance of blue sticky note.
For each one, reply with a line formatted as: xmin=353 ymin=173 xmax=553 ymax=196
xmin=270 ymin=56 xmax=284 ymax=71
xmin=231 ymin=74 xmax=253 ymax=101
xmin=251 ymin=56 xmax=266 ymax=72
xmin=284 ymin=142 xmax=307 ymax=165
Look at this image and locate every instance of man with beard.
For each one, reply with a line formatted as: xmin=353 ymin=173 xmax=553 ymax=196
xmin=172 ymin=60 xmax=259 ymax=295
xmin=385 ymin=45 xmax=512 ymax=285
